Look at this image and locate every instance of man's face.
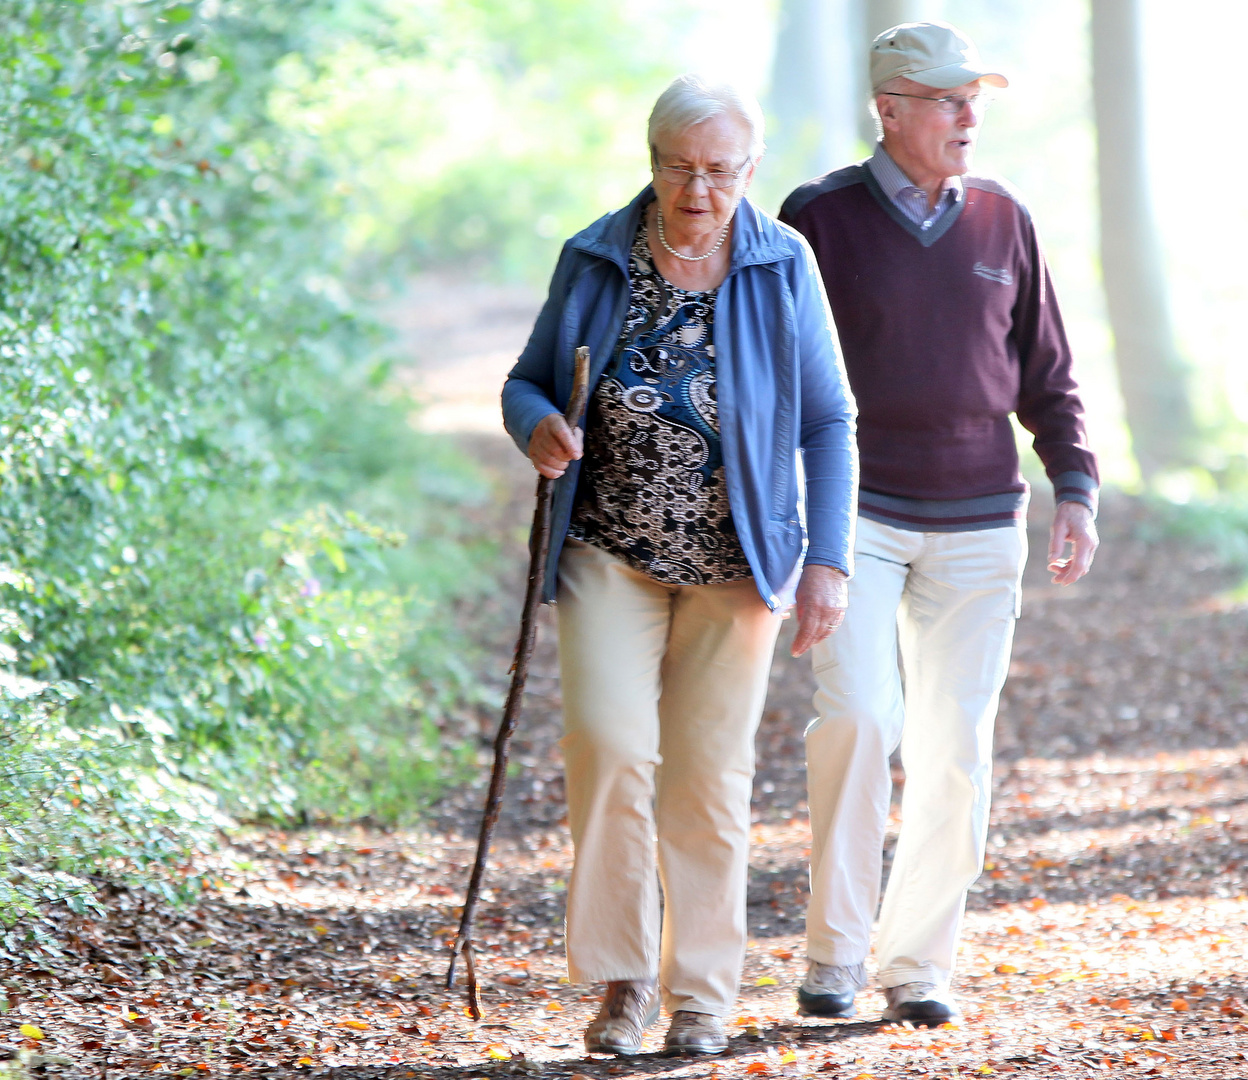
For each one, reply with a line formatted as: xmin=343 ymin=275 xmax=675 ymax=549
xmin=877 ymin=77 xmax=986 ymax=187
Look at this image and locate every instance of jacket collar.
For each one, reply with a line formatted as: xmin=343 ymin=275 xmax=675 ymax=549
xmin=569 ymin=186 xmax=793 ymax=274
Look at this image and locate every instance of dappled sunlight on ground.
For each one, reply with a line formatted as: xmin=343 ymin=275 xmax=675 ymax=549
xmin=5 ymin=298 xmax=1248 ymax=1077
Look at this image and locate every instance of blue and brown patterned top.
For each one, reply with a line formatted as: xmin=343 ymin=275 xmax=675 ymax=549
xmin=567 ymin=222 xmax=751 ymax=585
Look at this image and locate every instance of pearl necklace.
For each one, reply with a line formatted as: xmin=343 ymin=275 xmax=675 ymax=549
xmin=656 ymin=208 xmax=731 ymax=262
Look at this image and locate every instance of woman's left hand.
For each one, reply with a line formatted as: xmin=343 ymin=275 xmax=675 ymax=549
xmin=790 ymin=565 xmax=849 ymax=657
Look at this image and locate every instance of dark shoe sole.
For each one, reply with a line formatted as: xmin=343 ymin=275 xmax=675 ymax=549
xmin=586 ymin=1040 xmax=644 ymax=1055
xmin=796 ymin=987 xmax=858 ymax=1018
xmin=882 ymin=1004 xmax=958 ymax=1027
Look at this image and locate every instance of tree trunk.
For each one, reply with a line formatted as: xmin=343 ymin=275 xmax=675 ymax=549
xmin=857 ymin=0 xmax=945 ymax=145
xmin=1091 ymin=0 xmax=1194 ymax=479
xmin=766 ymin=0 xmax=860 ymax=193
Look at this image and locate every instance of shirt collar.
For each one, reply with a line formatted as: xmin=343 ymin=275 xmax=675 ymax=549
xmin=868 ymin=142 xmax=964 ymax=206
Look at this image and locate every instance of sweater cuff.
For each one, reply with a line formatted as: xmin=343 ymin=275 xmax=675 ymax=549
xmin=1052 ymin=471 xmax=1098 ymax=518
xmin=803 ymin=554 xmax=852 ymax=579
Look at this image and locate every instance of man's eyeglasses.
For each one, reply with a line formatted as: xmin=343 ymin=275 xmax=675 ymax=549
xmin=652 ymin=159 xmax=750 ymax=190
xmin=881 ymin=91 xmax=992 ymax=115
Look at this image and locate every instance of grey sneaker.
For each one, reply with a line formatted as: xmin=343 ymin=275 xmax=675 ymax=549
xmin=796 ymin=960 xmax=867 ymax=1018
xmin=881 ymin=981 xmax=960 ymax=1026
xmin=584 ymin=979 xmax=660 ymax=1055
xmin=663 ymin=1010 xmax=728 ymax=1055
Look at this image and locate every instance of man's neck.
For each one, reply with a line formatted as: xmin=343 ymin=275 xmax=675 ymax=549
xmin=879 ymin=138 xmax=949 ymax=211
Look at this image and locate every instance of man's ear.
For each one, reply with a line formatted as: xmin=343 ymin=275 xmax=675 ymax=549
xmin=874 ymin=94 xmax=901 ymax=131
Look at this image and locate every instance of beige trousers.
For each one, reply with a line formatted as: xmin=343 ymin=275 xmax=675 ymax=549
xmin=805 ymin=517 xmax=1025 ymax=989
xmin=556 ymin=539 xmax=782 ymax=1016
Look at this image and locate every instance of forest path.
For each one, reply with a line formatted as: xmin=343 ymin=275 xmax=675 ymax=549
xmin=4 ymin=279 xmax=1248 ymax=1078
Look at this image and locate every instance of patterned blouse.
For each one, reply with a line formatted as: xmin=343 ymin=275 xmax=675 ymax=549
xmin=567 ymin=221 xmax=752 ymax=586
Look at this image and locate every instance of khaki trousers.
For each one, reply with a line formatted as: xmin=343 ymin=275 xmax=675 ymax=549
xmin=556 ymin=539 xmax=782 ymax=1016
xmin=805 ymin=517 xmax=1025 ymax=988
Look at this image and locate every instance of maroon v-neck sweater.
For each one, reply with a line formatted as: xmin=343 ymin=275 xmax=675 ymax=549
xmin=780 ymin=163 xmax=1098 ymax=532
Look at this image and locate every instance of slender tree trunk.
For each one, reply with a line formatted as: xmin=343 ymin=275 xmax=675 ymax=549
xmin=857 ymin=0 xmax=945 ymax=145
xmin=1091 ymin=0 xmax=1194 ymax=478
xmin=766 ymin=0 xmax=860 ymax=191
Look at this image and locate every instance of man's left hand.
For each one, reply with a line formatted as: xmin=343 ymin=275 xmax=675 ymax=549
xmin=1048 ymin=501 xmax=1098 ymax=585
xmin=791 ymin=565 xmax=849 ymax=657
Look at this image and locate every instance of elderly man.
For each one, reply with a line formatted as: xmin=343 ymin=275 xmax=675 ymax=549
xmin=779 ymin=22 xmax=1099 ymax=1025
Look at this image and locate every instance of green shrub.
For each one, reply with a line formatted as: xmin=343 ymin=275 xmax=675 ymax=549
xmin=0 ymin=0 xmax=492 ymax=928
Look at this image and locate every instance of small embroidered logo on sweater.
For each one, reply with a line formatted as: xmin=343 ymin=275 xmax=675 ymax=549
xmin=973 ymin=262 xmax=1013 ymax=285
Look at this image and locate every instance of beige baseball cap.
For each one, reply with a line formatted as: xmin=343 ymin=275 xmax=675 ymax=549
xmin=870 ymin=21 xmax=1008 ymax=91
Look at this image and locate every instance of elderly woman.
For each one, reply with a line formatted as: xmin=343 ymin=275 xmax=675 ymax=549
xmin=502 ymin=75 xmax=857 ymax=1056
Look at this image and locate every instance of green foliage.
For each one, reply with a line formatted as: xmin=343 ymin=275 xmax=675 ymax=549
xmin=270 ymin=0 xmax=683 ymax=280
xmin=0 ymin=0 xmax=491 ymax=925
xmin=0 ymin=680 xmax=214 ymax=935
xmin=1143 ymin=495 xmax=1248 ymax=571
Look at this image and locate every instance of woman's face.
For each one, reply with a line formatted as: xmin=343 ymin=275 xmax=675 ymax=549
xmin=650 ymin=113 xmax=755 ymax=242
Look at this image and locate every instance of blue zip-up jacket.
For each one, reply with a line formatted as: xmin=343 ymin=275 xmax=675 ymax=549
xmin=502 ymin=188 xmax=858 ymax=609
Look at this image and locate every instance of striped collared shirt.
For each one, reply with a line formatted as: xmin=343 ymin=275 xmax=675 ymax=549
xmin=867 ymin=142 xmax=962 ymax=230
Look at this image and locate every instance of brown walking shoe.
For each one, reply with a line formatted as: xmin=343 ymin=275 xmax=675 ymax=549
xmin=584 ymin=979 xmax=660 ymax=1055
xmin=662 ymin=1010 xmax=728 ymax=1055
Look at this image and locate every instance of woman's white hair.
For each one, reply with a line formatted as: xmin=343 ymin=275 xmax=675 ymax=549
xmin=648 ymin=74 xmax=765 ymax=163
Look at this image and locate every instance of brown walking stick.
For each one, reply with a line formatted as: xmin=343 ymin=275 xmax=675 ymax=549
xmin=446 ymin=345 xmax=591 ymax=1018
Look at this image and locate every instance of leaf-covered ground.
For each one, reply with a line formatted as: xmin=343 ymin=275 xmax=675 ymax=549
xmin=5 ymin=271 xmax=1248 ymax=1079
xmin=3 ymin=431 xmax=1247 ymax=1080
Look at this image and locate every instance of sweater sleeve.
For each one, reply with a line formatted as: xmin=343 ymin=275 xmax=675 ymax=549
xmin=1012 ymin=218 xmax=1100 ymax=514
xmin=789 ymin=236 xmax=859 ymax=576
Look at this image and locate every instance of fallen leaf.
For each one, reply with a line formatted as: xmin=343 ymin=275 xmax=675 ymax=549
xmin=19 ymin=1023 xmax=44 ymax=1040
xmin=339 ymin=1019 xmax=370 ymax=1030
xmin=121 ymin=1014 xmax=155 ymax=1030
xmin=1171 ymin=998 xmax=1190 ymax=1011
xmin=745 ymin=1064 xmax=770 ymax=1075
xmin=99 ymin=964 xmax=134 ymax=986
xmin=756 ymin=976 xmax=779 ymax=986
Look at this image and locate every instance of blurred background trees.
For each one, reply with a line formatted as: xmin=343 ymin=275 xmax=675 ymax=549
xmin=1091 ymin=0 xmax=1195 ymax=480
xmin=1 ymin=0 xmax=1244 ymax=939
xmin=292 ymin=0 xmax=1246 ymax=499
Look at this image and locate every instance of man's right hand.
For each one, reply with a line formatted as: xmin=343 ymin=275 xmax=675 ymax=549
xmin=528 ymin=413 xmax=584 ymax=478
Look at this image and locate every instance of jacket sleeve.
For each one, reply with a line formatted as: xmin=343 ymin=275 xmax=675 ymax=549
xmin=501 ymin=241 xmax=576 ymax=456
xmin=1012 ymin=218 xmax=1100 ymax=514
xmin=789 ymin=237 xmax=859 ymax=576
